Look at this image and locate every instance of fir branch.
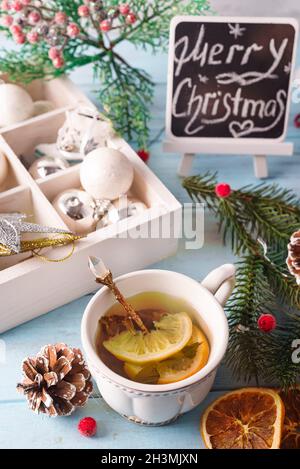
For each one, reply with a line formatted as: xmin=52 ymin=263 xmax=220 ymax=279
xmin=226 ymin=254 xmax=300 ymax=387
xmin=183 ymin=172 xmax=300 ymax=386
xmin=225 ymin=255 xmax=275 ymax=383
xmin=183 ymin=174 xmax=300 ymax=255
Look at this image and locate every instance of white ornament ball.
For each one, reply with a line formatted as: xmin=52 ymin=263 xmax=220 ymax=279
xmin=0 ymin=84 xmax=34 ymax=127
xmin=80 ymin=147 xmax=134 ymax=200
xmin=0 ymin=151 xmax=8 ymax=189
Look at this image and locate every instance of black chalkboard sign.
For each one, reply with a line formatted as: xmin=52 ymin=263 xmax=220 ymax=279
xmin=166 ymin=17 xmax=298 ymax=140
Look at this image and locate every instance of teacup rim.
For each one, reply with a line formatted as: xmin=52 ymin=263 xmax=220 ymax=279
xmin=81 ymin=268 xmax=229 ymax=393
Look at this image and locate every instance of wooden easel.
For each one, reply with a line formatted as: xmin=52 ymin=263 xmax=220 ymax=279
xmin=163 ymin=140 xmax=294 ymax=178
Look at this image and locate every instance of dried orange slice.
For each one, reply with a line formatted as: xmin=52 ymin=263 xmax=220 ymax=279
xmin=279 ymin=385 xmax=300 ymax=449
xmin=201 ymin=388 xmax=284 ymax=449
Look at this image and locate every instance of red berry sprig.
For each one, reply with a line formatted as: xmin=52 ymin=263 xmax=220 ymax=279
xmin=0 ymin=1 xmax=138 ymax=70
xmin=257 ymin=313 xmax=277 ymax=333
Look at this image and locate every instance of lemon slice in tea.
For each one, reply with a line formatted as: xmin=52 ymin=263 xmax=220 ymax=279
xmin=103 ymin=312 xmax=192 ymax=364
xmin=157 ymin=325 xmax=209 ymax=384
xmin=124 ymin=325 xmax=209 ymax=384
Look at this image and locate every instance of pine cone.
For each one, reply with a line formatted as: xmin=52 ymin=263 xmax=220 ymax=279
xmin=17 ymin=343 xmax=93 ymax=416
xmin=287 ymin=230 xmax=300 ymax=284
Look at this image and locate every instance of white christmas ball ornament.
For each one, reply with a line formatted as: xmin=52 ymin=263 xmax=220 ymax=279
xmin=80 ymin=147 xmax=134 ymax=200
xmin=0 ymin=84 xmax=34 ymax=127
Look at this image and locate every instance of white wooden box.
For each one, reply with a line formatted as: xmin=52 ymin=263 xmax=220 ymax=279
xmin=0 ymin=77 xmax=181 ymax=333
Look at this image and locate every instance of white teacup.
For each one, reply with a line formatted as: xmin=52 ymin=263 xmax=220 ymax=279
xmin=81 ymin=264 xmax=235 ymax=426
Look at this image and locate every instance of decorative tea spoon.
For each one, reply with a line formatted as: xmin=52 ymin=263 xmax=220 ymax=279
xmin=88 ymin=256 xmax=148 ymax=334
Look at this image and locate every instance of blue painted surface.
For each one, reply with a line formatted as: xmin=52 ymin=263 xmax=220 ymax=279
xmin=1 ymin=47 xmax=300 ymax=449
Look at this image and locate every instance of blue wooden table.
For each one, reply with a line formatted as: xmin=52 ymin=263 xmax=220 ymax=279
xmin=1 ymin=52 xmax=300 ymax=448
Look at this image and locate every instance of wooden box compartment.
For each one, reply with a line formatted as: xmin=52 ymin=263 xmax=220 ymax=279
xmin=0 ymin=77 xmax=181 ymax=332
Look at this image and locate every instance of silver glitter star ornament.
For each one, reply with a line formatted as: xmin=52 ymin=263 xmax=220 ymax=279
xmin=0 ymin=213 xmax=72 ymax=254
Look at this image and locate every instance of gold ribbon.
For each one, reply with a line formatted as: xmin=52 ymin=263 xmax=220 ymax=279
xmin=0 ymin=233 xmax=83 ymax=260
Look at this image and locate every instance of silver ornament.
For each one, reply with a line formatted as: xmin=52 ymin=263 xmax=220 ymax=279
xmin=29 ymin=156 xmax=69 ymax=179
xmin=52 ymin=190 xmax=96 ymax=235
xmin=96 ymin=197 xmax=147 ymax=229
xmin=56 ymin=107 xmax=115 ymax=161
xmin=90 ymin=199 xmax=111 ymax=221
xmin=0 ymin=213 xmax=71 ymax=254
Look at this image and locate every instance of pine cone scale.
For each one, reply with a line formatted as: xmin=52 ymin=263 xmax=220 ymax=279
xmin=50 ymin=380 xmax=77 ymax=400
xmin=55 ymin=397 xmax=74 ymax=417
xmin=65 ymin=372 xmax=86 ymax=392
xmin=42 ymin=345 xmax=57 ymax=369
xmin=44 ymin=371 xmax=58 ymax=387
xmin=41 ymin=387 xmax=53 ymax=408
xmin=22 ymin=359 xmax=38 ymax=381
xmin=36 ymin=355 xmax=49 ymax=374
xmin=69 ymin=363 xmax=90 ymax=379
xmin=28 ymin=390 xmax=42 ymax=413
xmin=52 ymin=356 xmax=72 ymax=380
xmin=71 ymin=390 xmax=89 ymax=408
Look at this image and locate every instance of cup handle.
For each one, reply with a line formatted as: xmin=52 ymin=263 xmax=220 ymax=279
xmin=201 ymin=264 xmax=236 ymax=307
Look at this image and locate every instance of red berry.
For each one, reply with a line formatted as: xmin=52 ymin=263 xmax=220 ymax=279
xmin=67 ymin=22 xmax=80 ymax=38
xmin=126 ymin=12 xmax=136 ymax=25
xmin=119 ymin=3 xmax=130 ymax=15
xmin=14 ymin=32 xmax=26 ymax=44
xmin=294 ymin=113 xmax=300 ymax=129
xmin=55 ymin=11 xmax=67 ymax=25
xmin=48 ymin=46 xmax=60 ymax=60
xmin=137 ymin=149 xmax=150 ymax=163
xmin=27 ymin=31 xmax=39 ymax=43
xmin=11 ymin=0 xmax=23 ymax=11
xmin=257 ymin=314 xmax=277 ymax=333
xmin=28 ymin=11 xmax=41 ymax=24
xmin=1 ymin=15 xmax=13 ymax=26
xmin=78 ymin=5 xmax=89 ymax=17
xmin=100 ymin=19 xmax=111 ymax=32
xmin=52 ymin=56 xmax=64 ymax=69
xmin=78 ymin=417 xmax=97 ymax=437
xmin=10 ymin=24 xmax=22 ymax=34
xmin=1 ymin=0 xmax=10 ymax=10
xmin=215 ymin=183 xmax=232 ymax=198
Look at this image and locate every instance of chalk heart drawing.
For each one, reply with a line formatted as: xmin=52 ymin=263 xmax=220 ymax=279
xmin=229 ymin=120 xmax=255 ymax=138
